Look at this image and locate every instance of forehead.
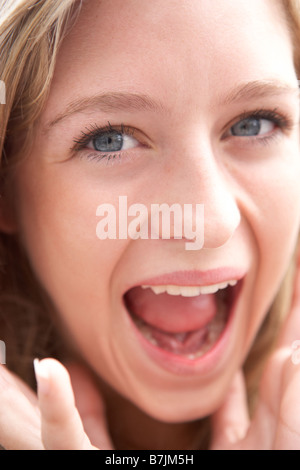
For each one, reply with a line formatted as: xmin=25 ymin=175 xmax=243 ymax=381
xmin=44 ymin=0 xmax=296 ymax=122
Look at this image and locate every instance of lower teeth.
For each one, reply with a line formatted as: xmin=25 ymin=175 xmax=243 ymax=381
xmin=132 ymin=298 xmax=228 ymax=359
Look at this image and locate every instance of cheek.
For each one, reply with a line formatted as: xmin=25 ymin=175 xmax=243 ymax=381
xmin=232 ymin=137 xmax=300 ymax=252
xmin=12 ymin=157 xmax=153 ymax=370
xmin=13 ymin=164 xmax=139 ymax=388
xmin=253 ymin=159 xmax=300 ymax=259
xmin=236 ymin=150 xmax=300 ymax=337
xmin=12 ymin=160 xmax=125 ymax=319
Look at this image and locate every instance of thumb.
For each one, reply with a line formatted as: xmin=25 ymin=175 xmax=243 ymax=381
xmin=210 ymin=370 xmax=249 ymax=449
xmin=34 ymin=358 xmax=95 ymax=450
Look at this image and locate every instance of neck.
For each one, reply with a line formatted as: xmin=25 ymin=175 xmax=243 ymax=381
xmin=99 ymin=381 xmax=209 ymax=450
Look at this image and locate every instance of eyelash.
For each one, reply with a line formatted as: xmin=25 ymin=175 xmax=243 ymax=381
xmin=71 ymin=108 xmax=295 ymax=163
xmin=72 ymin=122 xmax=137 ymax=163
xmin=224 ymin=108 xmax=295 ymax=144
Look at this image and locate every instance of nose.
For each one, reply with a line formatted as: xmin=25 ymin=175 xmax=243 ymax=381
xmin=163 ymin=146 xmax=241 ymax=250
xmin=199 ymin=169 xmax=241 ymax=249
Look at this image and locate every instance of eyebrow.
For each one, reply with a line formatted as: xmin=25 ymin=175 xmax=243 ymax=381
xmin=45 ymin=80 xmax=299 ymax=132
xmin=45 ymin=92 xmax=165 ymax=131
xmin=218 ymin=79 xmax=299 ymax=106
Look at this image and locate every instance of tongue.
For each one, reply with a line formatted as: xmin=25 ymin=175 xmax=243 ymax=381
xmin=125 ymin=286 xmax=217 ymax=333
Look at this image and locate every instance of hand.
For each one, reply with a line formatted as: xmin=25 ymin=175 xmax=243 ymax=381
xmin=0 ymin=359 xmax=113 ymax=450
xmin=3 ymin=261 xmax=300 ymax=451
xmin=211 ymin=260 xmax=300 ymax=450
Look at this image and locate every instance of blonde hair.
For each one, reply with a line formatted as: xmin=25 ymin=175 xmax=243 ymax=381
xmin=0 ymin=0 xmax=82 ymax=384
xmin=0 ymin=0 xmax=299 ymax=449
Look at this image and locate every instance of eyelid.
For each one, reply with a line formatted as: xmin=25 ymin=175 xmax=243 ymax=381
xmin=222 ymin=108 xmax=295 ymax=139
xmin=71 ymin=122 xmax=153 ymax=160
xmin=72 ymin=122 xmax=135 ymax=151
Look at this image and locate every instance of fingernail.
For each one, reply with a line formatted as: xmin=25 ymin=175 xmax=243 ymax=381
xmin=34 ymin=358 xmax=50 ymax=395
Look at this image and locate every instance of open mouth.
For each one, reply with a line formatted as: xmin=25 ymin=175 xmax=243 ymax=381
xmin=123 ymin=279 xmax=242 ymax=360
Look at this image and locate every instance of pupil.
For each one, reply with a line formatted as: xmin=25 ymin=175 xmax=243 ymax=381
xmin=232 ymin=118 xmax=261 ymax=136
xmin=93 ymin=132 xmax=123 ymax=152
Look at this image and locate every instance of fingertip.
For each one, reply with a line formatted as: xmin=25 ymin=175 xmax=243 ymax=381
xmin=34 ymin=358 xmax=91 ymax=449
xmin=34 ymin=357 xmax=71 ymax=386
xmin=34 ymin=358 xmax=50 ymax=396
xmin=34 ymin=358 xmax=75 ymax=411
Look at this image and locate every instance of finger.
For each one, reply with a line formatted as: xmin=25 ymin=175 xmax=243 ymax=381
xmin=67 ymin=363 xmax=113 ymax=450
xmin=0 ymin=365 xmax=42 ymax=450
xmin=273 ymin=358 xmax=300 ymax=449
xmin=210 ymin=370 xmax=249 ymax=449
xmin=34 ymin=358 xmax=95 ymax=450
xmin=277 ymin=261 xmax=300 ymax=349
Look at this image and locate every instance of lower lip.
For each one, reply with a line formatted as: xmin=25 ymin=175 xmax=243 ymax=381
xmin=124 ymin=282 xmax=242 ymax=376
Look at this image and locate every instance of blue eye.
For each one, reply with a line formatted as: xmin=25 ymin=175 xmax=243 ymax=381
xmin=230 ymin=117 xmax=274 ymax=137
xmin=87 ymin=130 xmax=138 ymax=153
xmin=92 ymin=131 xmax=123 ymax=152
xmin=72 ymin=123 xmax=140 ymax=161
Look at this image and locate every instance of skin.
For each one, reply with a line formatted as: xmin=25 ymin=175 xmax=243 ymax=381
xmin=1 ymin=0 xmax=300 ymax=449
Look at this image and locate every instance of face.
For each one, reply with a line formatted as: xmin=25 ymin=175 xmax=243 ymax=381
xmin=9 ymin=0 xmax=300 ymax=422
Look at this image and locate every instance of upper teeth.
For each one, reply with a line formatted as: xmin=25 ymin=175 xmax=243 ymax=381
xmin=141 ymin=280 xmax=237 ymax=297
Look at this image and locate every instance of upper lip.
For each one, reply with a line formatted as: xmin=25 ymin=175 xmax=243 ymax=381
xmin=122 ymin=267 xmax=246 ymax=294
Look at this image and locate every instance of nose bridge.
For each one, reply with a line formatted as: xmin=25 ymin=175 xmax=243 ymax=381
xmin=165 ymin=149 xmax=241 ymax=250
